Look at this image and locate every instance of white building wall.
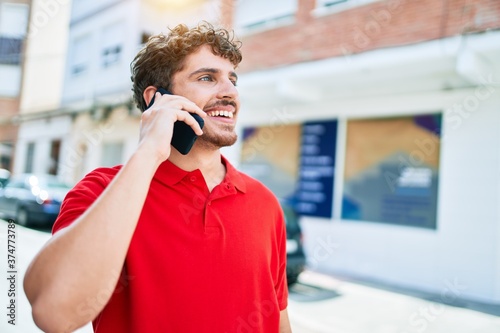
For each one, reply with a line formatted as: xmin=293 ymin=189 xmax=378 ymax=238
xmin=14 ymin=0 xmax=72 ymax=179
xmin=497 ymin=138 xmax=500 ymax=301
xmin=0 ymin=65 xmax=22 ymax=97
xmin=139 ymin=0 xmax=221 ymax=33
xmin=0 ymin=2 xmax=29 ymax=97
xmin=229 ymin=32 xmax=500 ymax=303
xmin=438 ymin=94 xmax=500 ymax=301
xmin=59 ymin=0 xmax=225 ymax=184
xmin=298 ymin=96 xmax=500 ymax=304
xmin=13 ymin=140 xmax=27 ymax=174
xmin=62 ymin=0 xmax=139 ymax=106
xmin=14 ymin=116 xmax=72 ymax=175
xmin=70 ymin=0 xmax=125 ymax=24
xmin=63 ymin=0 xmax=222 ymax=109
xmin=20 ymin=0 xmax=71 ymax=113
xmin=62 ymin=107 xmax=140 ymax=184
xmin=88 ymin=107 xmax=139 ymax=170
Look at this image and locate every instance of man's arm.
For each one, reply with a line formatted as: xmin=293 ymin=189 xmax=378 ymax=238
xmin=23 ymin=93 xmax=205 ymax=333
xmin=24 ymin=148 xmax=162 ymax=332
xmin=280 ymin=308 xmax=292 ymax=333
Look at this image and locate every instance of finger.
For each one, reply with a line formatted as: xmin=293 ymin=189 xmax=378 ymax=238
xmin=175 ymin=110 xmax=204 ymax=136
xmin=153 ymin=94 xmax=207 ymax=118
xmin=178 ymin=100 xmax=207 ymax=119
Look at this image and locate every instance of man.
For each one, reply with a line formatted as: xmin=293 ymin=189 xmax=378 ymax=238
xmin=24 ymin=22 xmax=291 ymax=333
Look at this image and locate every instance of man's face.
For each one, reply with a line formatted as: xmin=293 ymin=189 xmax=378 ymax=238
xmin=171 ymin=45 xmax=240 ymax=149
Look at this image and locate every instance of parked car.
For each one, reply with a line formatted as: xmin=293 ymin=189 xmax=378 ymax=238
xmin=282 ymin=201 xmax=306 ymax=286
xmin=0 ymin=174 xmax=71 ymax=227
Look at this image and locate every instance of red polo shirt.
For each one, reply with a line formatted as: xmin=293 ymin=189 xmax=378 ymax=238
xmin=53 ymin=156 xmax=288 ymax=332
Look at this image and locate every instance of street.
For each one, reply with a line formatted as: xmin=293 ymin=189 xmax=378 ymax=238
xmin=1 ymin=219 xmax=499 ymax=333
xmin=0 ymin=219 xmax=92 ymax=333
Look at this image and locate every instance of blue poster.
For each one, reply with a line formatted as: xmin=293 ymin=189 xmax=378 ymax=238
xmin=342 ymin=114 xmax=441 ymax=229
xmin=295 ymin=120 xmax=337 ymax=218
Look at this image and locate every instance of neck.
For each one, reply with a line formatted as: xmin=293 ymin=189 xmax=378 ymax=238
xmin=168 ymin=146 xmax=226 ymax=192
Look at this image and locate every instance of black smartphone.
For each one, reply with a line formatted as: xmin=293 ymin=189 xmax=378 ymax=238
xmin=147 ymin=87 xmax=204 ymax=155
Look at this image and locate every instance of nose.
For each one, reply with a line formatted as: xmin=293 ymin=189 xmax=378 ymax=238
xmin=216 ymin=78 xmax=238 ymax=100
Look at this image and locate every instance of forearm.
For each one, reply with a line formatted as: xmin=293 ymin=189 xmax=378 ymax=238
xmin=24 ymin=148 xmax=161 ymax=332
xmin=280 ymin=309 xmax=292 ymax=333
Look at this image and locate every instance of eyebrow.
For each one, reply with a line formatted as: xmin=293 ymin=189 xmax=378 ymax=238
xmin=189 ymin=67 xmax=238 ymax=81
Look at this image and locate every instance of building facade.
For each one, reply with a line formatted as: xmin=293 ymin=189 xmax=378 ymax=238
xmin=13 ymin=0 xmax=72 ymax=178
xmin=8 ymin=0 xmax=500 ymax=305
xmin=0 ymin=0 xmax=31 ymax=170
xmin=228 ymin=0 xmax=500 ymax=304
xmin=13 ymin=0 xmax=227 ymax=184
xmin=57 ymin=0 xmax=225 ymax=183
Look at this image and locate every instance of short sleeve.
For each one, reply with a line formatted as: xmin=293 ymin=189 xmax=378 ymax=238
xmin=52 ymin=166 xmax=121 ymax=235
xmin=274 ymin=205 xmax=289 ymax=310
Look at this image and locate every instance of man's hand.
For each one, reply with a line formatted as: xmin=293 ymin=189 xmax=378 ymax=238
xmin=139 ymin=90 xmax=206 ymax=163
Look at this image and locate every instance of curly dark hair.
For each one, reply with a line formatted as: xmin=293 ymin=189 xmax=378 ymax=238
xmin=130 ymin=22 xmax=242 ymax=111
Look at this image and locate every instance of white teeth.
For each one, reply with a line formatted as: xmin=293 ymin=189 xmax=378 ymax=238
xmin=207 ymin=110 xmax=233 ymax=118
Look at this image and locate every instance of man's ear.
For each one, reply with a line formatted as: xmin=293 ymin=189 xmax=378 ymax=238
xmin=143 ymin=86 xmax=158 ymax=107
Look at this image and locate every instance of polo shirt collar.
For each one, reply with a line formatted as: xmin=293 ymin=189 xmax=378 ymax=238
xmin=154 ymin=155 xmax=247 ymax=193
xmin=221 ymin=155 xmax=246 ymax=193
xmin=154 ymin=159 xmax=189 ymax=187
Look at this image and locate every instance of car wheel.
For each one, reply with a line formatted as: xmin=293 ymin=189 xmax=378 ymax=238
xmin=16 ymin=207 xmax=30 ymax=227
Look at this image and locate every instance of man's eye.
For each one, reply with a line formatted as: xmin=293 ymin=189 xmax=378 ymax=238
xmin=200 ymin=76 xmax=212 ymax=82
xmin=231 ymin=80 xmax=238 ymax=86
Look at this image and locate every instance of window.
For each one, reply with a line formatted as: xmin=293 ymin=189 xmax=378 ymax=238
xmin=25 ymin=142 xmax=35 ymax=173
xmin=234 ymin=0 xmax=297 ymax=30
xmin=49 ymin=140 xmax=61 ymax=175
xmin=71 ymin=34 xmax=91 ymax=75
xmin=0 ymin=37 xmax=23 ymax=65
xmin=342 ymin=114 xmax=442 ymax=229
xmin=0 ymin=142 xmax=13 ymax=170
xmin=102 ymin=45 xmax=122 ymax=67
xmin=101 ymin=142 xmax=123 ymax=167
xmin=141 ymin=32 xmax=151 ymax=45
xmin=0 ymin=3 xmax=29 ymax=65
xmin=315 ymin=0 xmax=382 ymax=15
xmin=317 ymin=0 xmax=348 ymax=7
xmin=101 ymin=22 xmax=123 ymax=68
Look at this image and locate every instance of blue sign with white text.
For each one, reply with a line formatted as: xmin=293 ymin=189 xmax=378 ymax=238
xmin=294 ymin=120 xmax=337 ymax=218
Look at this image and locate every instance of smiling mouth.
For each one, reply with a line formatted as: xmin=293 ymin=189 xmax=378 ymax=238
xmin=206 ymin=110 xmax=234 ymax=119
